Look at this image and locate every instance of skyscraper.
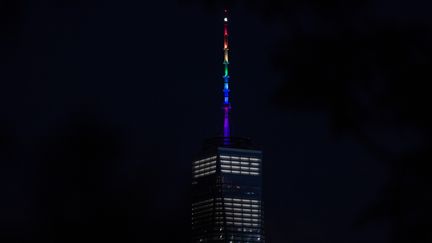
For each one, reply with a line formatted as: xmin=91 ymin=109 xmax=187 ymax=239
xmin=191 ymin=10 xmax=265 ymax=243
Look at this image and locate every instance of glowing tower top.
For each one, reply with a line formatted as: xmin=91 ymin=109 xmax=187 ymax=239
xmin=191 ymin=10 xmax=265 ymax=242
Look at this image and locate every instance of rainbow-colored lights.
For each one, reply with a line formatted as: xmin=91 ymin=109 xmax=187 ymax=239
xmin=223 ymin=9 xmax=231 ymax=141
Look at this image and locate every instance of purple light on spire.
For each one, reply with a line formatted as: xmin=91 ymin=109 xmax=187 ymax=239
xmin=223 ymin=106 xmax=230 ymax=141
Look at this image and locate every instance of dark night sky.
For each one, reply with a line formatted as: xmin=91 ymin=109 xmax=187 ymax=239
xmin=1 ymin=0 xmax=431 ymax=242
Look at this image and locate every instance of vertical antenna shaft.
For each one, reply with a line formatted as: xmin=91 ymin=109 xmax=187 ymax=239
xmin=223 ymin=9 xmax=231 ymax=143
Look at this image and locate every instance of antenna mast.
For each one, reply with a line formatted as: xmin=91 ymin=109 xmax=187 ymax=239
xmin=223 ymin=9 xmax=231 ymax=143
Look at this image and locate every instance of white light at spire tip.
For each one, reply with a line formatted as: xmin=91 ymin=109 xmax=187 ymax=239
xmin=224 ymin=17 xmax=228 ymax=22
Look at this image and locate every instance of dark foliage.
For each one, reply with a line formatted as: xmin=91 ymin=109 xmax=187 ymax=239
xmin=0 ymin=109 xmax=189 ymax=243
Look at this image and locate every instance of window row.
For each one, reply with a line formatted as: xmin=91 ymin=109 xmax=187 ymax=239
xmin=192 ymin=210 xmax=213 ymax=218
xmin=226 ymin=221 xmax=262 ymax=227
xmin=224 ymin=198 xmax=260 ymax=203
xmin=224 ymin=207 xmax=260 ymax=213
xmin=220 ymin=160 xmax=260 ymax=167
xmin=193 ymin=156 xmax=217 ymax=165
xmin=193 ymin=198 xmax=260 ymax=205
xmin=221 ymin=165 xmax=259 ymax=171
xmin=214 ymin=217 xmax=261 ymax=224
xmin=226 ymin=227 xmax=262 ymax=234
xmin=213 ymin=220 xmax=262 ymax=228
xmin=194 ymin=165 xmax=217 ymax=174
xmin=192 ymin=203 xmax=214 ymax=212
xmin=192 ymin=199 xmax=214 ymax=206
xmin=223 ymin=202 xmax=261 ymax=208
xmin=193 ymin=213 xmax=262 ymax=222
xmin=194 ymin=169 xmax=216 ymax=178
xmin=221 ymin=169 xmax=260 ymax=176
xmin=220 ymin=155 xmax=261 ymax=162
xmin=196 ymin=207 xmax=260 ymax=214
xmin=193 ymin=160 xmax=216 ymax=169
xmin=224 ymin=212 xmax=261 ymax=219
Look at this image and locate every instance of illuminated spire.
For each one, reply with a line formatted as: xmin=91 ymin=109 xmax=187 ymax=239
xmin=222 ymin=9 xmax=231 ymax=143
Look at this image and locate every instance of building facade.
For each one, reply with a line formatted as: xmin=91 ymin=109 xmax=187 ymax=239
xmin=191 ymin=138 xmax=264 ymax=242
